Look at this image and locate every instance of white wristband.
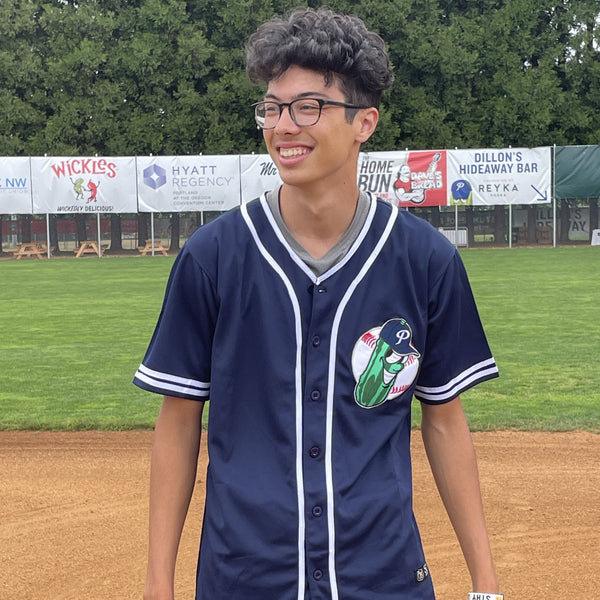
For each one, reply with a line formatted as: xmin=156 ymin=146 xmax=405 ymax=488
xmin=468 ymin=594 xmax=504 ymax=600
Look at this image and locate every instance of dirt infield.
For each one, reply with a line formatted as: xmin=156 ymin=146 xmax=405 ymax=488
xmin=1 ymin=431 xmax=598 ymax=599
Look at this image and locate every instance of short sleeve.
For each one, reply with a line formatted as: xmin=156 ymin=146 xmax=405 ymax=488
xmin=133 ymin=248 xmax=218 ymax=401
xmin=414 ymin=251 xmax=498 ymax=404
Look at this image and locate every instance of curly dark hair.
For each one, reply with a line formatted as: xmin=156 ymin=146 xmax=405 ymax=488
xmin=245 ymin=8 xmax=394 ymax=109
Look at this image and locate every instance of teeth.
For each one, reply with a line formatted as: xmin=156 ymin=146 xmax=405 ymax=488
xmin=280 ymin=147 xmax=309 ymax=158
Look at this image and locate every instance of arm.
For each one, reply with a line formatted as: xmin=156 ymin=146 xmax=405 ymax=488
xmin=144 ymin=396 xmax=205 ymax=600
xmin=420 ymin=397 xmax=499 ymax=593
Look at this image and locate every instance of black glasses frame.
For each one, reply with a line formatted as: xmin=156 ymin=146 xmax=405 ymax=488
xmin=252 ymin=98 xmax=369 ymax=129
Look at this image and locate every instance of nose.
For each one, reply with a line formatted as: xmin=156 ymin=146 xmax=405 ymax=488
xmin=274 ymin=104 xmax=300 ymax=133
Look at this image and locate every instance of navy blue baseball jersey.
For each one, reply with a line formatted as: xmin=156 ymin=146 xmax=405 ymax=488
xmin=134 ymin=193 xmax=499 ymax=600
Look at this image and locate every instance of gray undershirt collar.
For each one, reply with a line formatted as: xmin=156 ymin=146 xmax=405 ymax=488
xmin=265 ymin=187 xmax=370 ymax=277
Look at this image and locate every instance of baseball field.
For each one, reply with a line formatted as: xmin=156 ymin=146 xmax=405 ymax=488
xmin=1 ymin=248 xmax=599 ymax=598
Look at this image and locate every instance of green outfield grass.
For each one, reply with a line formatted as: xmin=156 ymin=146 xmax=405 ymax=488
xmin=455 ymin=246 xmax=600 ymax=431
xmin=1 ymin=247 xmax=599 ymax=431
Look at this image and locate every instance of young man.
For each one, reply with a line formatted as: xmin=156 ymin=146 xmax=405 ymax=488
xmin=135 ymin=8 xmax=501 ymax=600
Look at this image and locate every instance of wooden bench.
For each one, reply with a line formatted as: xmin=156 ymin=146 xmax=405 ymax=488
xmin=13 ymin=243 xmax=49 ymax=259
xmin=74 ymin=241 xmax=106 ymax=257
xmin=138 ymin=240 xmax=169 ymax=256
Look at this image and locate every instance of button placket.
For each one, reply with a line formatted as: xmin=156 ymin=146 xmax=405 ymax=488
xmin=303 ymin=277 xmax=336 ymax=597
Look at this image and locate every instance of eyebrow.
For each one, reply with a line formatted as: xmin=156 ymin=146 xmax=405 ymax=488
xmin=263 ymin=91 xmax=331 ymax=101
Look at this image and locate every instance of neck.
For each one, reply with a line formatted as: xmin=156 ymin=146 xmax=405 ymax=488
xmin=279 ymin=182 xmax=360 ymax=259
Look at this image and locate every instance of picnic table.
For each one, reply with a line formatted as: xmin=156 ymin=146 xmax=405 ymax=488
xmin=13 ymin=242 xmax=49 ymax=259
xmin=74 ymin=241 xmax=105 ymax=257
xmin=138 ymin=240 xmax=169 ymax=256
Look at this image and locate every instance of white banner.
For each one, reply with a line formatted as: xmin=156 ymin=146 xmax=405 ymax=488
xmin=137 ymin=155 xmax=240 ymax=212
xmin=31 ymin=156 xmax=137 ymax=214
xmin=0 ymin=157 xmax=33 ymax=214
xmin=240 ymin=151 xmax=448 ymax=206
xmin=240 ymin=154 xmax=282 ymax=203
xmin=446 ymin=147 xmax=552 ymax=205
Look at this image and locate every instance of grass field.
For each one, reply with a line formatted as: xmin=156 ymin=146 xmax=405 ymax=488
xmin=1 ymin=247 xmax=599 ymax=431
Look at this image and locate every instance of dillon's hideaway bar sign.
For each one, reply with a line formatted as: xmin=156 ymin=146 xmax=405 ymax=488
xmin=446 ymin=147 xmax=551 ymax=205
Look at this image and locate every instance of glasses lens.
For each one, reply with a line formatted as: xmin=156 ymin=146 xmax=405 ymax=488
xmin=255 ymin=102 xmax=280 ymax=129
xmin=290 ymin=99 xmax=321 ymax=127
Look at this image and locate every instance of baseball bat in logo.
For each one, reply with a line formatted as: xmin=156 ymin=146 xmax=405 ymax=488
xmin=352 ymin=318 xmax=421 ymax=409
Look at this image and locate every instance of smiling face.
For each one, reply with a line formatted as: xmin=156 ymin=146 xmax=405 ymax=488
xmin=262 ymin=65 xmax=378 ymax=194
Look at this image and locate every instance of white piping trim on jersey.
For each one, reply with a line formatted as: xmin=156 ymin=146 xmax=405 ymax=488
xmin=319 ymin=192 xmax=377 ymax=283
xmin=415 ymin=358 xmax=499 ymax=402
xmin=241 ymin=201 xmax=306 ymax=600
xmin=260 ymin=193 xmax=316 ymax=281
xmin=135 ymin=364 xmax=210 ymax=398
xmin=259 ymin=192 xmax=379 ymax=285
xmin=324 ymin=202 xmax=399 ymax=600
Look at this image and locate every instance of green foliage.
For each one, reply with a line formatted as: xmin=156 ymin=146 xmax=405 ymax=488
xmin=1 ymin=0 xmax=600 ymax=154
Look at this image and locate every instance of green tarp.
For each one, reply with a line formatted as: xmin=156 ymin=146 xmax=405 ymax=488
xmin=555 ymin=145 xmax=600 ymax=199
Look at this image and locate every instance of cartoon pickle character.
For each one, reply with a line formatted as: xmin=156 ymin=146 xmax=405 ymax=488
xmin=354 ymin=318 xmax=420 ymax=409
xmin=450 ymin=179 xmax=472 ymax=205
xmin=71 ymin=177 xmax=86 ymax=201
xmin=87 ymin=180 xmax=100 ymax=203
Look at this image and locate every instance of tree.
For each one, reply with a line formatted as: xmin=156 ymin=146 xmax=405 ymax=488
xmin=3 ymin=0 xmax=600 ymax=154
xmin=109 ymin=214 xmax=123 ymax=253
xmin=0 ymin=1 xmax=46 ymax=155
xmin=169 ymin=212 xmax=180 ymax=253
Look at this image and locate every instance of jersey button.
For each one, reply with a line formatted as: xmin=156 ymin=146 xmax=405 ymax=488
xmin=313 ymin=569 xmax=323 ymax=580
xmin=312 ymin=505 xmax=323 ymax=517
xmin=310 ymin=389 xmax=321 ymax=401
xmin=311 ymin=335 xmax=321 ymax=347
xmin=309 ymin=446 xmax=321 ymax=458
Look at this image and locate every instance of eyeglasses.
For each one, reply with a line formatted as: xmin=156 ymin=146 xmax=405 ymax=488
xmin=252 ymin=98 xmax=368 ymax=129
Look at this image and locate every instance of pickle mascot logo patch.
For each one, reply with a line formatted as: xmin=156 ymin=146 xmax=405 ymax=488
xmin=352 ymin=318 xmax=421 ymax=409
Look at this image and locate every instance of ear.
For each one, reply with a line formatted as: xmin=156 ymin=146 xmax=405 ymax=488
xmin=355 ymin=107 xmax=379 ymax=144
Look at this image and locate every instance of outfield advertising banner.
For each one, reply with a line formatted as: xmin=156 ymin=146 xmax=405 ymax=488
xmin=358 ymin=150 xmax=447 ymax=207
xmin=0 ymin=157 xmax=33 ymax=214
xmin=137 ymin=155 xmax=240 ymax=212
xmin=1 ymin=145 xmax=579 ymax=217
xmin=446 ymin=147 xmax=552 ymax=205
xmin=240 ymin=154 xmax=282 ymax=203
xmin=239 ymin=150 xmax=448 ymax=206
xmin=31 ymin=156 xmax=137 ymax=214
